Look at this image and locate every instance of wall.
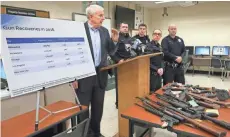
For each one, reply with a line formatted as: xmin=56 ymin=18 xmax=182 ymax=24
xmin=1 ymin=1 xmax=152 ymax=34
xmin=151 ymin=1 xmax=230 ymax=46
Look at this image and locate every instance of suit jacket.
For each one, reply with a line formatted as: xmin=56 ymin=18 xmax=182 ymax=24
xmin=83 ymin=22 xmax=118 ymax=89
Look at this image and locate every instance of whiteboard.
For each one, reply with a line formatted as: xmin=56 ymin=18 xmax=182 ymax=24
xmin=1 ymin=14 xmax=96 ymax=97
xmin=72 ymin=13 xmax=111 ymax=35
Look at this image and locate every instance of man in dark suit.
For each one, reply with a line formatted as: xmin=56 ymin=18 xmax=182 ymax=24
xmin=72 ymin=4 xmax=123 ymax=137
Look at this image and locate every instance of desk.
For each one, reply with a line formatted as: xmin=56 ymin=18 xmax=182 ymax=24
xmin=1 ymin=101 xmax=88 ymax=137
xmin=121 ymin=88 xmax=230 ymax=137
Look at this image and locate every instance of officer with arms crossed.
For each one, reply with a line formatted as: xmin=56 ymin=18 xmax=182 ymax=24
xmin=114 ymin=22 xmax=131 ymax=108
xmin=146 ymin=29 xmax=164 ymax=93
xmin=161 ymin=24 xmax=185 ymax=85
xmin=72 ymin=5 xmax=122 ymax=137
xmin=133 ymin=23 xmax=150 ymax=45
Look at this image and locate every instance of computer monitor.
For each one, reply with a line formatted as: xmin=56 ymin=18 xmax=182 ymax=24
xmin=185 ymin=46 xmax=194 ymax=55
xmin=212 ymin=46 xmax=229 ymax=56
xmin=195 ymin=46 xmax=210 ymax=56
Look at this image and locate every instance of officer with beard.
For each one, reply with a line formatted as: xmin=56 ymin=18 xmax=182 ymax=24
xmin=146 ymin=29 xmax=164 ymax=93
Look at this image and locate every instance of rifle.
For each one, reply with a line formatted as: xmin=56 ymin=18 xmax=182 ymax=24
xmin=188 ymin=92 xmax=230 ymax=107
xmin=136 ymin=97 xmax=184 ymax=121
xmin=146 ymin=97 xmax=230 ymax=130
xmin=155 ymin=93 xmax=200 ymax=114
xmin=145 ymin=97 xmax=200 ymax=119
xmin=135 ymin=103 xmax=179 ymax=128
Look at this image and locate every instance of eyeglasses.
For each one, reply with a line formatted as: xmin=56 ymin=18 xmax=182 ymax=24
xmin=153 ymin=33 xmax=162 ymax=36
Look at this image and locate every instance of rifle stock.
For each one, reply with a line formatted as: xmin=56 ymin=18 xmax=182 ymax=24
xmin=202 ymin=114 xmax=230 ymax=130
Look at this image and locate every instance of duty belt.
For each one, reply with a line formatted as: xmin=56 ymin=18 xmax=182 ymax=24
xmin=165 ymin=62 xmax=182 ymax=69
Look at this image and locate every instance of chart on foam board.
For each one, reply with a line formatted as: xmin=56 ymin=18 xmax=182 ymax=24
xmin=1 ymin=14 xmax=96 ymax=97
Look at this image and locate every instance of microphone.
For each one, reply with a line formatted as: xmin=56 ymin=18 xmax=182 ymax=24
xmin=132 ymin=38 xmax=142 ymax=49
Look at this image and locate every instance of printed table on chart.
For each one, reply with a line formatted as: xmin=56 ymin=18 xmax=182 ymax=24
xmin=6 ymin=37 xmax=89 ymax=75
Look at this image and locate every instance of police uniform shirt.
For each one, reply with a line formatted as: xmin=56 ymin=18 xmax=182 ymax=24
xmin=161 ymin=35 xmax=185 ymax=63
xmin=114 ymin=32 xmax=132 ymax=62
xmin=146 ymin=41 xmax=163 ymax=72
xmin=133 ymin=34 xmax=150 ymax=45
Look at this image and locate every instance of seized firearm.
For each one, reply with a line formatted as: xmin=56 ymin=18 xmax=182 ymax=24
xmin=146 ymin=97 xmax=230 ymax=130
xmin=188 ymin=92 xmax=230 ymax=107
xmin=135 ymin=103 xmax=179 ymax=128
xmin=145 ymin=97 xmax=200 ymax=119
xmin=136 ymin=97 xmax=184 ymax=121
xmin=155 ymin=93 xmax=205 ymax=114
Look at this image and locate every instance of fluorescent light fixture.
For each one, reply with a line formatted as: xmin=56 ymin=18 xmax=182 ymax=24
xmin=155 ymin=1 xmax=174 ymax=4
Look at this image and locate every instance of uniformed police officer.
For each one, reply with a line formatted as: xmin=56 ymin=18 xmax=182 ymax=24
xmin=161 ymin=24 xmax=185 ymax=85
xmin=133 ymin=24 xmax=150 ymax=45
xmin=114 ymin=22 xmax=131 ymax=108
xmin=146 ymin=29 xmax=164 ymax=93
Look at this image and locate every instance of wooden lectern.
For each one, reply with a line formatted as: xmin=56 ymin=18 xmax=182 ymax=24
xmin=101 ymin=53 xmax=162 ymax=137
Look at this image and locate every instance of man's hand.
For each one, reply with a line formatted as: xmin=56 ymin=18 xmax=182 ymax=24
xmin=111 ymin=28 xmax=119 ymax=42
xmin=157 ymin=68 xmax=164 ymax=76
xmin=72 ymin=81 xmax=78 ymax=90
xmin=118 ymin=59 xmax=124 ymax=63
xmin=175 ymin=56 xmax=182 ymax=63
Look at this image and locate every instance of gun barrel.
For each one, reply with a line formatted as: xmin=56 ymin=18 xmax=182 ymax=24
xmin=155 ymin=93 xmax=196 ymax=114
xmin=136 ymin=97 xmax=184 ymax=121
xmin=196 ymin=100 xmax=220 ymax=109
xmin=188 ymin=92 xmax=230 ymax=107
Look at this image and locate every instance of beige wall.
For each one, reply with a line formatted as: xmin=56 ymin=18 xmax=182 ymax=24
xmin=1 ymin=1 xmax=152 ymax=34
xmin=151 ymin=2 xmax=230 ymax=46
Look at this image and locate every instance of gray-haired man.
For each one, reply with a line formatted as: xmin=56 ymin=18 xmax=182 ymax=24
xmin=72 ymin=5 xmax=122 ymax=137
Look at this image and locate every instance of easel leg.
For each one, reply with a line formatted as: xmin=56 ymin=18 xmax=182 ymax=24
xmin=69 ymin=81 xmax=82 ymax=110
xmin=35 ymin=90 xmax=40 ymax=131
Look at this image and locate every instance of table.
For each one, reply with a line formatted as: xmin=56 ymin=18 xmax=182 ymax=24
xmin=1 ymin=101 xmax=88 ymax=137
xmin=121 ymin=88 xmax=230 ymax=137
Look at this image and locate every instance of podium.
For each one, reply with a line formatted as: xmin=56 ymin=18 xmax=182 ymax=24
xmin=101 ymin=53 xmax=162 ymax=137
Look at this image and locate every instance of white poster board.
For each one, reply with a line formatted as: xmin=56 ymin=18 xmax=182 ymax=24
xmin=1 ymin=14 xmax=96 ymax=97
xmin=72 ymin=13 xmax=111 ymax=35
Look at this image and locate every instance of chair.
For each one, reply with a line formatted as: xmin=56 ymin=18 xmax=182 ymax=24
xmin=224 ymin=60 xmax=230 ymax=79
xmin=209 ymin=57 xmax=224 ymax=80
xmin=53 ymin=118 xmax=90 ymax=137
